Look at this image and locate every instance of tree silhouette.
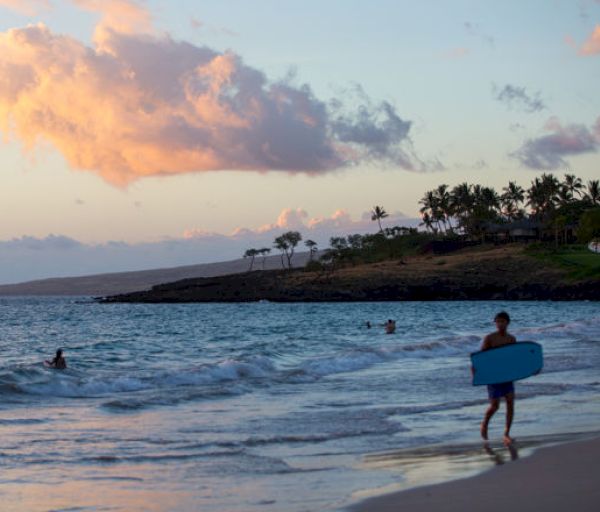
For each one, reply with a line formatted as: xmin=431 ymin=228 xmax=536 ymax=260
xmin=371 ymin=206 xmax=389 ymax=233
xmin=258 ymin=248 xmax=271 ymax=270
xmin=586 ymin=180 xmax=600 ymax=205
xmin=305 ymin=239 xmax=318 ymax=261
xmin=243 ymin=248 xmax=259 ymax=271
xmin=274 ymin=231 xmax=302 ymax=269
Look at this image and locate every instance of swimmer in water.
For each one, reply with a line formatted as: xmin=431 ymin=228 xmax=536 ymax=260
xmin=384 ymin=319 xmax=396 ymax=334
xmin=46 ymin=349 xmax=67 ymax=369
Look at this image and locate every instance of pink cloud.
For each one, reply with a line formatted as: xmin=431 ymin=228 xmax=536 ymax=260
xmin=186 ymin=208 xmax=415 ymax=241
xmin=72 ymin=0 xmax=152 ymax=47
xmin=443 ymin=47 xmax=470 ymax=59
xmin=512 ymin=116 xmax=600 ymax=169
xmin=0 ymin=3 xmax=424 ymax=186
xmin=579 ymin=24 xmax=600 ymax=55
xmin=0 ymin=0 xmax=50 ymax=16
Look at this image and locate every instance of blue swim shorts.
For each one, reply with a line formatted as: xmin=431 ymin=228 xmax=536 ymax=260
xmin=487 ymin=381 xmax=514 ymax=399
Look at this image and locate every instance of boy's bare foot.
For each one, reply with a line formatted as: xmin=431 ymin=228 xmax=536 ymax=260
xmin=503 ymin=434 xmax=513 ymax=446
xmin=480 ymin=422 xmax=488 ymax=440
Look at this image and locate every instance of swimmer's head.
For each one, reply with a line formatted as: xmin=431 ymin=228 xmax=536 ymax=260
xmin=494 ymin=311 xmax=510 ymax=332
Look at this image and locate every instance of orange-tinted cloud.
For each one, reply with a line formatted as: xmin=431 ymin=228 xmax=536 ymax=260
xmin=579 ymin=24 xmax=600 ymax=55
xmin=185 ymin=208 xmax=413 ymax=240
xmin=72 ymin=0 xmax=152 ymax=48
xmin=0 ymin=5 xmax=424 ymax=185
xmin=0 ymin=0 xmax=50 ymax=16
xmin=443 ymin=47 xmax=470 ymax=59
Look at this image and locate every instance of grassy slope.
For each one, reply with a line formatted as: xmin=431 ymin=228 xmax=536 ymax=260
xmin=292 ymin=244 xmax=566 ymax=285
xmin=525 ymin=245 xmax=600 ymax=280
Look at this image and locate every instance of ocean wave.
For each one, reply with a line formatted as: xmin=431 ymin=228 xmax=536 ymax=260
xmin=0 ymin=329 xmax=577 ymax=404
xmin=294 ymin=334 xmax=481 ymax=379
xmin=516 ymin=315 xmax=600 ymax=339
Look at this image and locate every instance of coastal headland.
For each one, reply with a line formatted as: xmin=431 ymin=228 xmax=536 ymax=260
xmin=100 ymin=244 xmax=600 ymax=303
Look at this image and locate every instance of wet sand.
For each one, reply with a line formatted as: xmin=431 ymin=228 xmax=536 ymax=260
xmin=349 ymin=436 xmax=600 ymax=512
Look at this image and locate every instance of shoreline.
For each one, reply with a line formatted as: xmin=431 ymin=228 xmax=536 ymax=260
xmin=347 ymin=434 xmax=600 ymax=512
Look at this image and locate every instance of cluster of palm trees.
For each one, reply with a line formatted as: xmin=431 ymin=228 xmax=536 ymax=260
xmin=244 ymin=233 xmax=318 ymax=271
xmin=241 ymin=173 xmax=598 ymax=272
xmin=418 ymin=173 xmax=599 ymax=237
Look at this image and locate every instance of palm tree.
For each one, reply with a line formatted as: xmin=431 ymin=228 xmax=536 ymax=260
xmin=419 ymin=211 xmax=435 ymax=233
xmin=305 ymin=239 xmax=318 ymax=261
xmin=557 ymin=186 xmax=573 ymax=206
xmin=501 ymin=181 xmax=525 ymax=220
xmin=450 ymin=182 xmax=473 ymax=233
xmin=527 ymin=173 xmax=560 ymax=216
xmin=243 ymin=248 xmax=259 ymax=271
xmin=435 ymin=184 xmax=453 ymax=232
xmin=371 ymin=206 xmax=389 ymax=233
xmin=563 ymin=173 xmax=584 ymax=199
xmin=585 ymin=179 xmax=600 ymax=205
xmin=419 ymin=191 xmax=443 ymax=233
xmin=480 ymin=187 xmax=500 ymax=212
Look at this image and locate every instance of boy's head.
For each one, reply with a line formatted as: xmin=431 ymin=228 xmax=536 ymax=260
xmin=494 ymin=311 xmax=510 ymax=333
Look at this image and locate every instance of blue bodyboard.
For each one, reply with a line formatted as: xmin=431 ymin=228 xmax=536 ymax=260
xmin=471 ymin=341 xmax=543 ymax=386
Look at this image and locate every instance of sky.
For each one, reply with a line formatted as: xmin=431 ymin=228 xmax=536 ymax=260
xmin=0 ymin=0 xmax=599 ymax=283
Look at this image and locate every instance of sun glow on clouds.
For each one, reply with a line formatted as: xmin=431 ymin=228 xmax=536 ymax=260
xmin=184 ymin=208 xmax=411 ymax=240
xmin=0 ymin=0 xmax=50 ymax=16
xmin=579 ymin=24 xmax=600 ymax=55
xmin=0 ymin=0 xmax=424 ymax=185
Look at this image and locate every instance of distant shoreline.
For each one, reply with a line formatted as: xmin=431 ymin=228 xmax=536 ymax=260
xmin=99 ymin=245 xmax=600 ymax=303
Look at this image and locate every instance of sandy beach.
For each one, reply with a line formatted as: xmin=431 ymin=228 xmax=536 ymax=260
xmin=350 ymin=436 xmax=600 ymax=512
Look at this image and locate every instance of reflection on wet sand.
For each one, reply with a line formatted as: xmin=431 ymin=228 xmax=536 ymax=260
xmin=483 ymin=441 xmax=519 ymax=464
xmin=354 ymin=430 xmax=597 ymax=501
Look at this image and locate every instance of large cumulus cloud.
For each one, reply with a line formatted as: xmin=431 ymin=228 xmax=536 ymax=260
xmin=0 ymin=9 xmax=425 ymax=184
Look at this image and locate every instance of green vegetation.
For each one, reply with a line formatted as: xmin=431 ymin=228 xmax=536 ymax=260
xmin=577 ymin=208 xmax=600 ymax=243
xmin=241 ymin=173 xmax=600 ymax=274
xmin=274 ymin=231 xmax=303 ymax=269
xmin=419 ymin=174 xmax=600 ymax=241
xmin=320 ymin=230 xmax=432 ymax=268
xmin=525 ymin=244 xmax=600 ymax=280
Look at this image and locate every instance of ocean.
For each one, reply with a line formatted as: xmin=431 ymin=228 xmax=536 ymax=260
xmin=1 ymin=298 xmax=599 ymax=511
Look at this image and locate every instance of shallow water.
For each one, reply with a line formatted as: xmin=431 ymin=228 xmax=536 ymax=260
xmin=0 ymin=298 xmax=599 ymax=511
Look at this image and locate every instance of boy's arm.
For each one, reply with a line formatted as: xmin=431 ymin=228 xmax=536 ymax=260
xmin=481 ymin=334 xmax=492 ymax=351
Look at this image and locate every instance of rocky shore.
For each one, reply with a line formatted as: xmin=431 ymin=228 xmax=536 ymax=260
xmin=99 ymin=245 xmax=600 ymax=303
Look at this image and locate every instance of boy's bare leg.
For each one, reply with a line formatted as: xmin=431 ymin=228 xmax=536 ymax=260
xmin=503 ymin=393 xmax=515 ymax=445
xmin=481 ymin=398 xmax=499 ymax=440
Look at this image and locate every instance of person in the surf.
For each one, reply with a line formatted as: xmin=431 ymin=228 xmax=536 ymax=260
xmin=46 ymin=349 xmax=67 ymax=369
xmin=479 ymin=311 xmax=516 ymax=446
xmin=384 ymin=319 xmax=396 ymax=334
